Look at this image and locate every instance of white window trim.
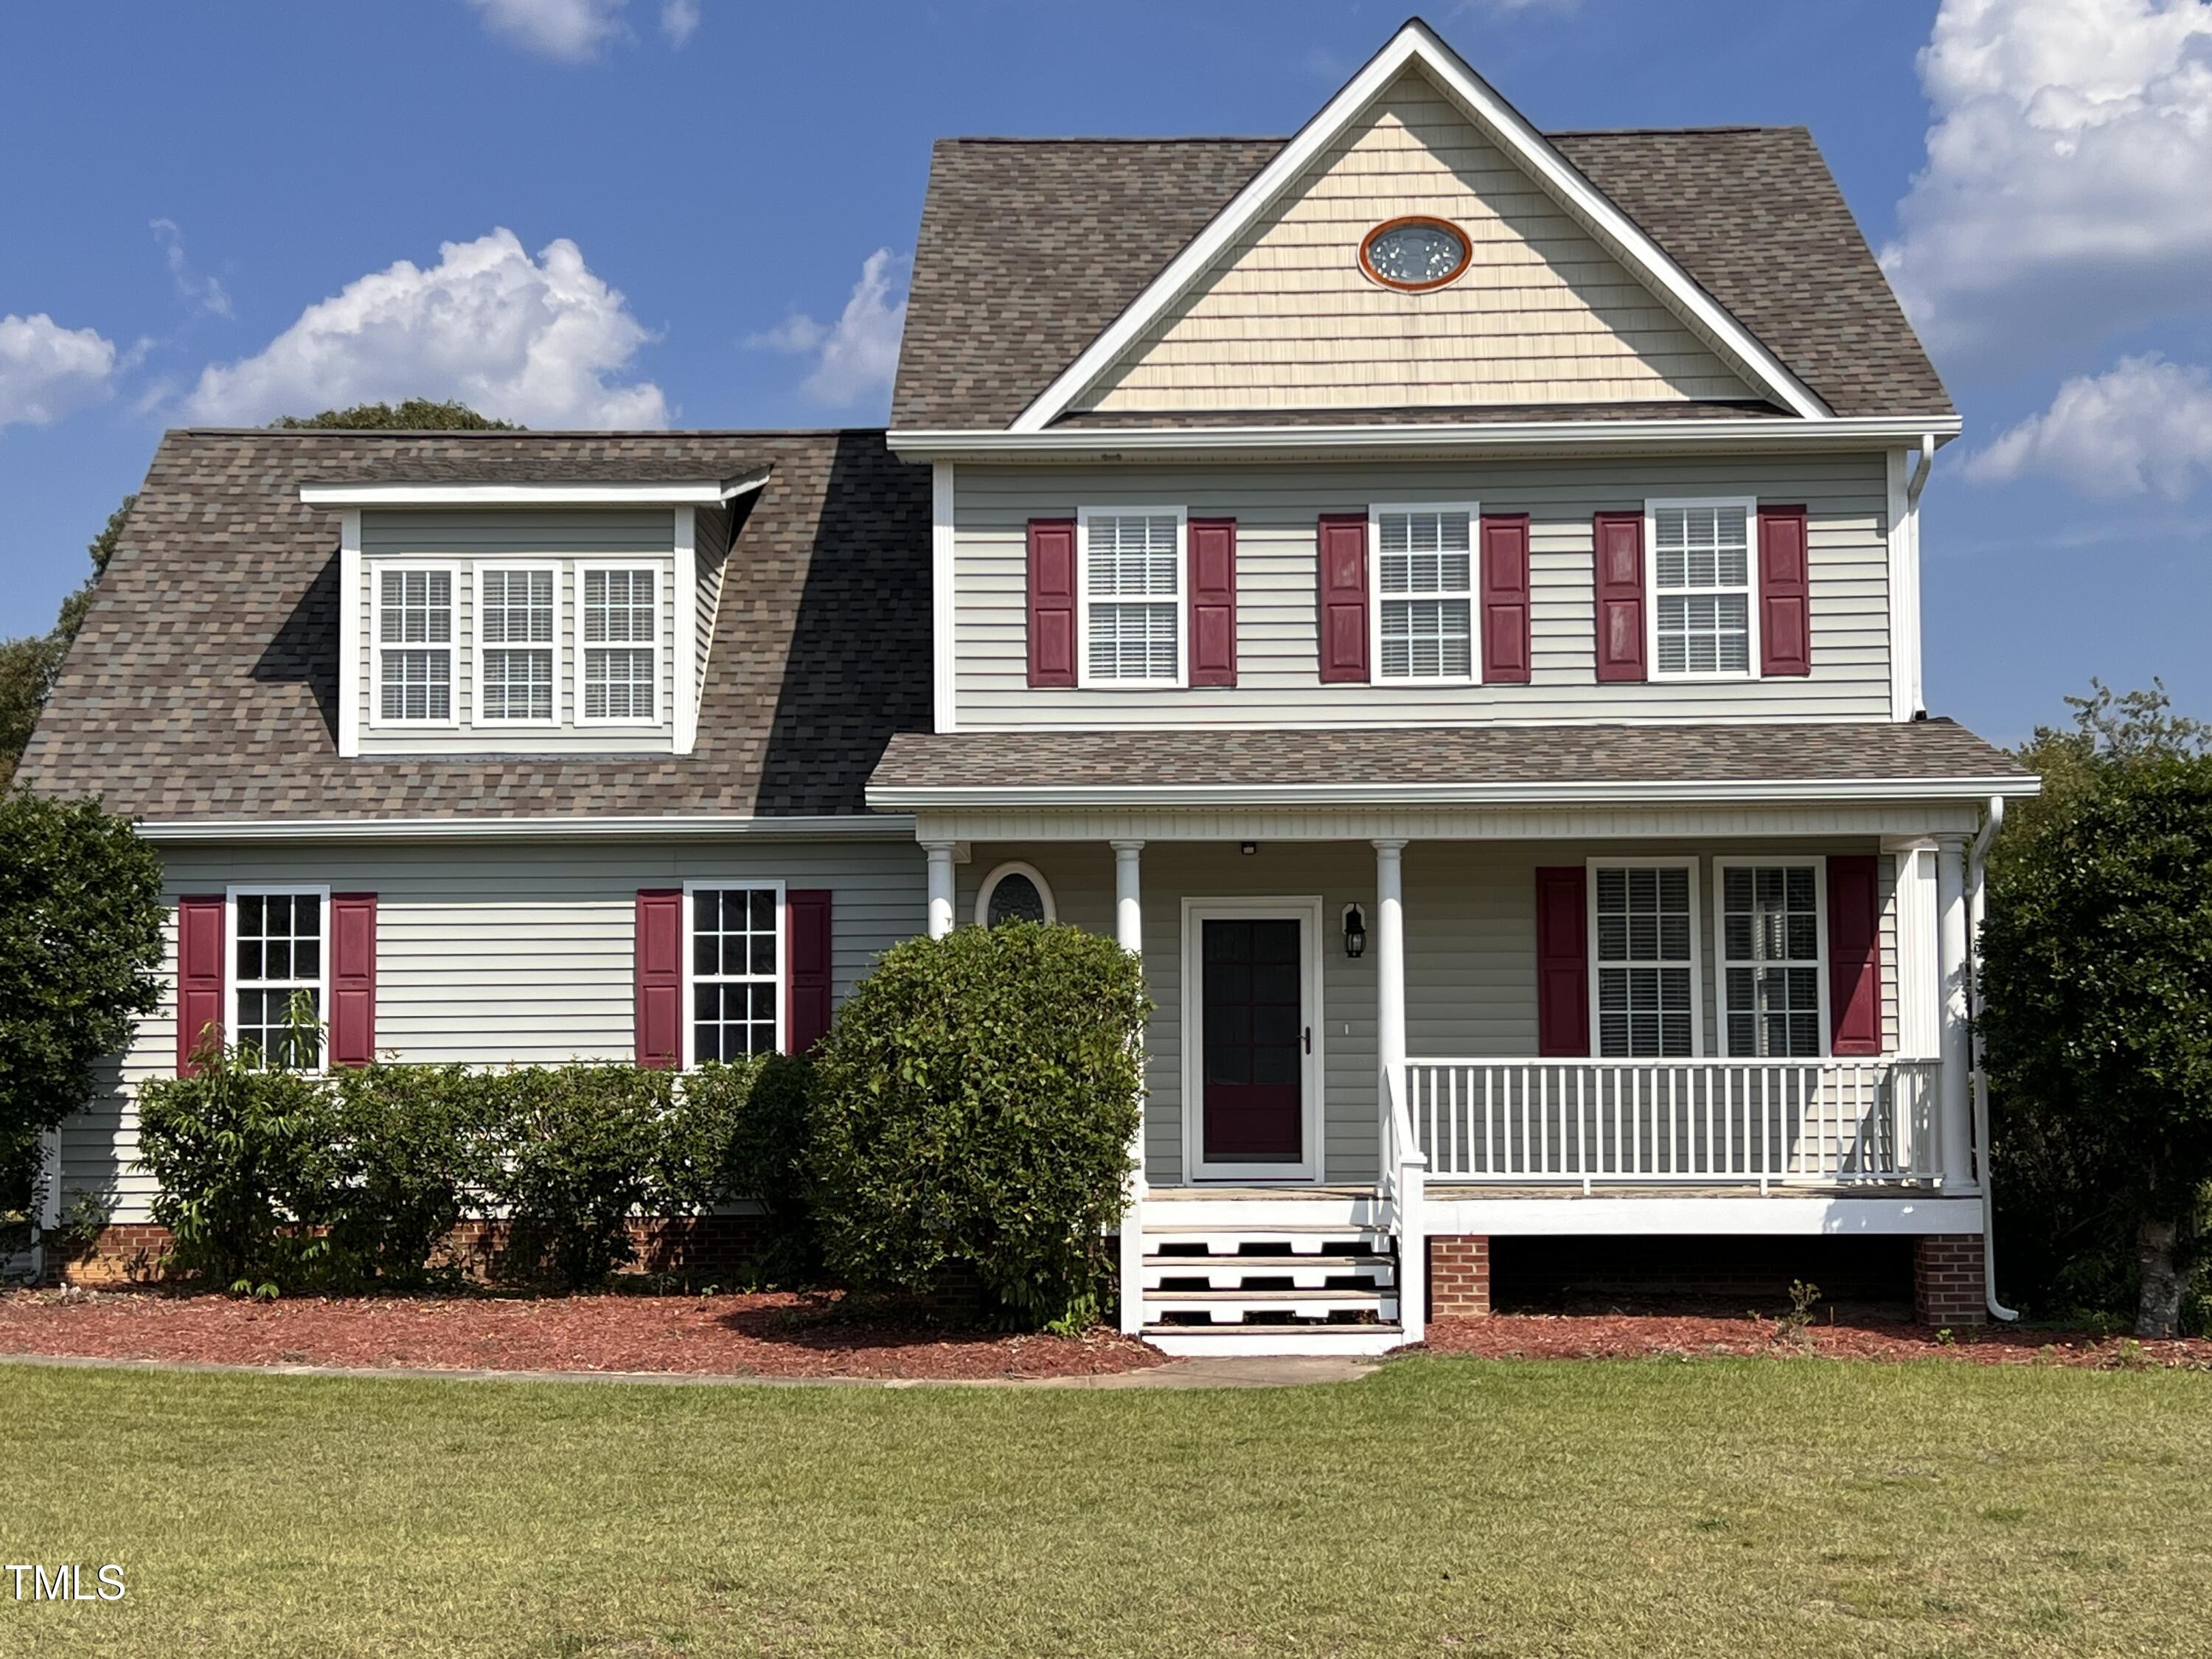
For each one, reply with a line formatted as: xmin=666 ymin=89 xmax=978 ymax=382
xmin=1644 ymin=495 xmax=1761 ymax=684
xmin=1713 ymin=856 xmax=1832 ymax=1060
xmin=576 ymin=560 xmax=666 ymax=727
xmin=1368 ymin=500 xmax=1481 ymax=685
xmin=680 ymin=877 xmax=785 ymax=1071
xmin=470 ymin=560 xmax=563 ymax=729
xmin=1585 ymin=857 xmax=1704 ymax=1060
xmin=974 ymin=860 xmax=1057 ymax=928
xmin=1076 ymin=504 xmax=1187 ymax=689
xmin=225 ymin=883 xmax=332 ymax=1075
xmin=366 ymin=561 xmax=461 ymax=730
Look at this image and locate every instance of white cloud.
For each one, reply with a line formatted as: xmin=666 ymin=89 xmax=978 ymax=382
xmin=1881 ymin=0 xmax=2212 ymax=375
xmin=150 ymin=218 xmax=232 ymax=319
xmin=745 ymin=248 xmax=908 ymax=411
xmin=660 ymin=0 xmax=698 ymax=47
xmin=181 ymin=229 xmax=667 ymax=429
xmin=1967 ymin=352 xmax=2212 ymax=498
xmin=0 ymin=313 xmax=118 ymax=428
xmin=465 ymin=0 xmax=627 ymax=61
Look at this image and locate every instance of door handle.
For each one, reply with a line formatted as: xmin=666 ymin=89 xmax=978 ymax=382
xmin=1303 ymin=1026 xmax=1312 ymax=1055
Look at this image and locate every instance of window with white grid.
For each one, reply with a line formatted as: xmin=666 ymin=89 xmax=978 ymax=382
xmin=1081 ymin=511 xmax=1181 ymax=684
xmin=582 ymin=566 xmax=658 ymax=722
xmin=233 ymin=891 xmax=324 ymax=1068
xmin=375 ymin=568 xmax=453 ymax=723
xmin=476 ymin=566 xmax=556 ymax=723
xmin=1651 ymin=502 xmax=1753 ymax=677
xmin=1720 ymin=863 xmax=1824 ymax=1057
xmin=691 ymin=887 xmax=780 ymax=1062
xmin=1591 ymin=863 xmax=1697 ymax=1057
xmin=1375 ymin=507 xmax=1474 ymax=679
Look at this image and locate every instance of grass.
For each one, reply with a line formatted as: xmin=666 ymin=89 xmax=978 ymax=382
xmin=1 ymin=1356 xmax=2208 ymax=1657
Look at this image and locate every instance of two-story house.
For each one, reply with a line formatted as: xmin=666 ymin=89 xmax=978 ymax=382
xmin=22 ymin=20 xmax=2036 ymax=1354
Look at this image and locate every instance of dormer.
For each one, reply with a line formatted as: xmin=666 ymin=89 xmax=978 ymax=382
xmin=310 ymin=473 xmax=767 ymax=759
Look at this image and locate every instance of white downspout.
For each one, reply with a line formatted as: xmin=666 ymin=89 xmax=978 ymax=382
xmin=1968 ymin=793 xmax=2020 ymax=1322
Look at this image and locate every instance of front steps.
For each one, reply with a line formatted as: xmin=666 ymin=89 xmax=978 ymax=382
xmin=1136 ymin=1196 xmax=1408 ymax=1357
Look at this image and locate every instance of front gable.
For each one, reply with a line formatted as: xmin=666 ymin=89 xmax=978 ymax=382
xmin=1077 ymin=69 xmax=1757 ymax=417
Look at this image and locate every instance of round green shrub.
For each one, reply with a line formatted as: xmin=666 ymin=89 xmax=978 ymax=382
xmin=479 ymin=1062 xmax=675 ymax=1290
xmin=808 ymin=922 xmax=1147 ymax=1329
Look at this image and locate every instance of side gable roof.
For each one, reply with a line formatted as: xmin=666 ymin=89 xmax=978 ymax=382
xmin=15 ymin=429 xmax=933 ymax=824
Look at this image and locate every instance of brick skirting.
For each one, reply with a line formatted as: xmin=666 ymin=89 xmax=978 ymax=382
xmin=1913 ymin=1233 xmax=1989 ymax=1326
xmin=1428 ymin=1234 xmax=1492 ymax=1318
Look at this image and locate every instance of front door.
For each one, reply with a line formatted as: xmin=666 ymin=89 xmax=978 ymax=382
xmin=1200 ymin=917 xmax=1306 ymax=1166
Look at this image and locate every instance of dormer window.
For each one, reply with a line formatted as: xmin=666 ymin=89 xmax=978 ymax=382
xmin=582 ymin=566 xmax=660 ymax=723
xmin=1360 ymin=216 xmax=1469 ymax=291
xmin=476 ymin=566 xmax=557 ymax=724
xmin=375 ymin=568 xmax=455 ymax=724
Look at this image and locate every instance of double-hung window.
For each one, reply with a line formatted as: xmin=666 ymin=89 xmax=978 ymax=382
xmin=1374 ymin=505 xmax=1475 ymax=680
xmin=1590 ymin=862 xmax=1698 ymax=1057
xmin=1649 ymin=500 xmax=1753 ymax=678
xmin=689 ymin=885 xmax=781 ymax=1062
xmin=581 ymin=566 xmax=658 ymax=723
xmin=232 ymin=888 xmax=326 ymax=1068
xmin=1079 ymin=509 xmax=1183 ymax=684
xmin=1718 ymin=861 xmax=1826 ymax=1057
xmin=374 ymin=568 xmax=455 ymax=724
xmin=476 ymin=566 xmax=557 ymax=724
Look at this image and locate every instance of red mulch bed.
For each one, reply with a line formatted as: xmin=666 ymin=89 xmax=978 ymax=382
xmin=1421 ymin=1312 xmax=2212 ymax=1368
xmin=0 ymin=1288 xmax=1165 ymax=1380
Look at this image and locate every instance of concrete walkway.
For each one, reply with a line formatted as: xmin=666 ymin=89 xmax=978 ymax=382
xmin=1 ymin=1350 xmax=1379 ymax=1391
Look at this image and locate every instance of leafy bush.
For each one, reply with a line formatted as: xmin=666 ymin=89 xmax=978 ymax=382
xmin=323 ymin=1064 xmax=490 ymax=1290
xmin=808 ymin=922 xmax=1147 ymax=1330
xmin=478 ymin=1064 xmax=675 ymax=1290
xmin=665 ymin=1054 xmax=820 ymax=1280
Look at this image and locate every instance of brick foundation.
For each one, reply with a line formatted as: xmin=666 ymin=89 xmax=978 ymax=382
xmin=1913 ymin=1233 xmax=1989 ymax=1327
xmin=1428 ymin=1234 xmax=1492 ymax=1318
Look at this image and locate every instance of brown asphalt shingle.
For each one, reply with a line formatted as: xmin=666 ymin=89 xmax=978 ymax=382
xmin=890 ymin=128 xmax=1951 ymax=429
xmin=15 ymin=429 xmax=933 ymax=822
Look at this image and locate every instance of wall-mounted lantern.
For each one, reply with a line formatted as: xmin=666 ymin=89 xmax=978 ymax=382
xmin=1342 ymin=902 xmax=1367 ymax=959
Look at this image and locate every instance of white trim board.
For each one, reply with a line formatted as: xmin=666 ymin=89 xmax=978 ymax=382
xmin=1425 ymin=1194 xmax=1983 ymax=1237
xmin=931 ymin=462 xmax=956 ymax=734
xmin=135 ymin=815 xmax=920 ymax=843
xmin=1006 ymin=18 xmax=1826 ymax=433
xmin=871 ymin=775 xmax=2042 ymax=812
xmin=301 ymin=471 xmax=770 ymax=508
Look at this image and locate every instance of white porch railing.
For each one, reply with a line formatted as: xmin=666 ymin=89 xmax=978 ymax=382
xmin=1378 ymin=1062 xmax=1427 ymax=1343
xmin=1404 ymin=1058 xmax=1941 ymax=1191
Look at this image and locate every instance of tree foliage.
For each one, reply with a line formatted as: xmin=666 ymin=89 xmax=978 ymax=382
xmin=0 ymin=793 xmax=167 ymax=1211
xmin=271 ymin=399 xmax=518 ymax=431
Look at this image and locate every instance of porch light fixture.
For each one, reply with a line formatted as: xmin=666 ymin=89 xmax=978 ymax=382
xmin=1239 ymin=841 xmax=1257 ymax=856
xmin=1343 ymin=903 xmax=1367 ymax=959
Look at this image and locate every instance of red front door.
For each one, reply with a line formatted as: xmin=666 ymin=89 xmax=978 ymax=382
xmin=1201 ymin=918 xmax=1304 ymax=1164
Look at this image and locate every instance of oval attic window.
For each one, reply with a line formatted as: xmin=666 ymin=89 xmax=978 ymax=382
xmin=1360 ymin=217 xmax=1470 ymax=291
xmin=977 ymin=863 xmax=1054 ymax=928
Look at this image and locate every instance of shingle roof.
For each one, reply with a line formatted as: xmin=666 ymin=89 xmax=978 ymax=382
xmin=890 ymin=128 xmax=1950 ymax=430
xmin=15 ymin=429 xmax=933 ymax=822
xmin=868 ymin=720 xmax=2031 ymax=802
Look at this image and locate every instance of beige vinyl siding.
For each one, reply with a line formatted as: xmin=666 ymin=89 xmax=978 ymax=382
xmin=358 ymin=509 xmax=678 ymax=756
xmin=1080 ymin=71 xmax=1750 ymax=414
xmin=954 ymin=454 xmax=1891 ymax=728
xmin=55 ymin=838 xmax=925 ymax=1224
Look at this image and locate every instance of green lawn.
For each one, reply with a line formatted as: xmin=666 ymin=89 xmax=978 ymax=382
xmin=1 ymin=1357 xmax=2207 ymax=1658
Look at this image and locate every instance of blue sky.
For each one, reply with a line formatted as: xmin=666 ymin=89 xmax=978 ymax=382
xmin=4 ymin=0 xmax=2209 ymax=744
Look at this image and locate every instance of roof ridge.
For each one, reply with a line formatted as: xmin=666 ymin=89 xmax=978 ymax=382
xmin=934 ymin=125 xmax=1804 ymax=147
xmin=175 ymin=426 xmax=894 ymax=439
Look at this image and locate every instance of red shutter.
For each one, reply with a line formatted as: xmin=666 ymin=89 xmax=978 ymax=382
xmin=175 ymin=895 xmax=226 ymax=1077
xmin=1592 ymin=511 xmax=1646 ymax=682
xmin=328 ymin=893 xmax=378 ymax=1068
xmin=636 ymin=888 xmax=683 ymax=1070
xmin=1479 ymin=512 xmax=1531 ymax=684
xmin=1758 ymin=504 xmax=1812 ymax=677
xmin=1026 ymin=518 xmax=1077 ymax=688
xmin=1188 ymin=517 xmax=1237 ymax=687
xmin=785 ymin=889 xmax=834 ymax=1054
xmin=1827 ymin=855 xmax=1882 ymax=1056
xmin=1317 ymin=513 xmax=1369 ymax=684
xmin=1534 ymin=868 xmax=1590 ymax=1057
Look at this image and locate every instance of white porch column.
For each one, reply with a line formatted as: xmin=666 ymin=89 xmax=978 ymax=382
xmin=924 ymin=842 xmax=957 ymax=940
xmin=1935 ymin=834 xmax=1976 ymax=1191
xmin=1110 ymin=839 xmax=1147 ymax=1335
xmin=1374 ymin=839 xmax=1408 ymax=1083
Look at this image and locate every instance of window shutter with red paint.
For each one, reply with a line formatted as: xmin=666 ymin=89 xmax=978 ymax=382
xmin=1758 ymin=504 xmax=1812 ymax=677
xmin=1317 ymin=513 xmax=1369 ymax=683
xmin=1188 ymin=517 xmax=1237 ymax=686
xmin=636 ymin=888 xmax=683 ymax=1069
xmin=1592 ymin=511 xmax=1646 ymax=682
xmin=1535 ymin=867 xmax=1590 ymax=1057
xmin=1826 ymin=855 xmax=1882 ymax=1056
xmin=1479 ymin=512 xmax=1531 ymax=684
xmin=1026 ymin=518 xmax=1077 ymax=688
xmin=328 ymin=893 xmax=378 ymax=1068
xmin=175 ymin=895 xmax=226 ymax=1077
xmin=785 ymin=889 xmax=834 ymax=1054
